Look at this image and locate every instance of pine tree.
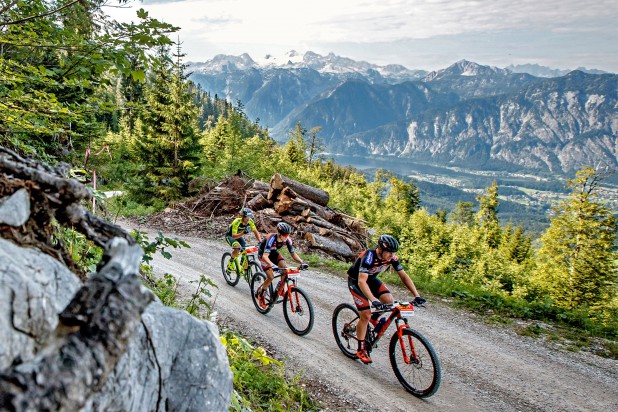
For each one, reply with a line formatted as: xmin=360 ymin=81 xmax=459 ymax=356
xmin=533 ymin=167 xmax=617 ymax=312
xmin=476 ymin=182 xmax=501 ymax=248
xmin=134 ymin=42 xmax=201 ymax=201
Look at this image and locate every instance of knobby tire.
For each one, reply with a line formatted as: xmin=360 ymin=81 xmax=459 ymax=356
xmin=221 ymin=252 xmax=240 ymax=286
xmin=283 ymin=286 xmax=314 ymax=336
xmin=389 ymin=328 xmax=442 ymax=398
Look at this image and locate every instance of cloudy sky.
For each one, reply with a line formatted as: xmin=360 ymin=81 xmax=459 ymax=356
xmin=106 ymin=0 xmax=618 ymax=72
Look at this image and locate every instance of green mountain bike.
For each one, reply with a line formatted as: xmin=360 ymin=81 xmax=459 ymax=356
xmin=221 ymin=246 xmax=262 ymax=287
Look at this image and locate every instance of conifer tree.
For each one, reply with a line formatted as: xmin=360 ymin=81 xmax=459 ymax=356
xmin=476 ymin=182 xmax=501 ymax=248
xmin=134 ymin=42 xmax=201 ymax=200
xmin=533 ymin=167 xmax=617 ymax=313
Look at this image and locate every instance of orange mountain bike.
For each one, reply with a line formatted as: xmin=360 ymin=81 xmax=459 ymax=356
xmin=221 ymin=246 xmax=262 ymax=287
xmin=250 ymin=265 xmax=314 ymax=336
xmin=332 ymin=300 xmax=441 ymax=398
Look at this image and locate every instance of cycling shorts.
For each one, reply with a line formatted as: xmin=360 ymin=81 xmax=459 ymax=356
xmin=259 ymin=251 xmax=285 ymax=270
xmin=226 ymin=235 xmax=246 ymax=250
xmin=348 ymin=276 xmax=390 ymax=311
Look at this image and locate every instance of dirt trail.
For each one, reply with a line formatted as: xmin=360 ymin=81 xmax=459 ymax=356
xmin=141 ymin=229 xmax=617 ymax=412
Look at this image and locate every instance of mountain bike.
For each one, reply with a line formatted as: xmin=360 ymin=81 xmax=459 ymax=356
xmin=250 ymin=265 xmax=314 ymax=336
xmin=221 ymin=246 xmax=262 ymax=287
xmin=332 ymin=300 xmax=441 ymax=398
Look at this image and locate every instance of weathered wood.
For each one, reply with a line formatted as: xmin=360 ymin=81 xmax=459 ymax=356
xmin=252 ymin=180 xmax=270 ymax=192
xmin=269 ymin=173 xmax=330 ymax=206
xmin=303 ymin=233 xmax=354 ymax=259
xmin=247 ymin=193 xmax=271 ymax=211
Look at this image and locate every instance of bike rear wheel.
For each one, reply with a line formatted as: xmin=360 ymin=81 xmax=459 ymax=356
xmin=332 ymin=303 xmax=361 ymax=359
xmin=221 ymin=252 xmax=240 ymax=286
xmin=283 ymin=286 xmax=314 ymax=336
xmin=389 ymin=328 xmax=441 ymax=398
xmin=250 ymin=271 xmax=274 ymax=314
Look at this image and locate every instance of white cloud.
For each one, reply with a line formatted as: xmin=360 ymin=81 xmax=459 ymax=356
xmin=107 ymin=0 xmax=618 ymax=71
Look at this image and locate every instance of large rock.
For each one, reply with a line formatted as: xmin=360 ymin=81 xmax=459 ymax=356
xmin=0 ymin=146 xmax=232 ymax=411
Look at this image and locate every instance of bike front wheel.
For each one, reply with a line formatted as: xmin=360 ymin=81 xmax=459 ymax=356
xmin=389 ymin=328 xmax=442 ymax=398
xmin=221 ymin=252 xmax=240 ymax=286
xmin=332 ymin=303 xmax=361 ymax=359
xmin=283 ymin=286 xmax=314 ymax=336
xmin=246 ymin=261 xmax=262 ymax=284
xmin=250 ymin=271 xmax=274 ymax=314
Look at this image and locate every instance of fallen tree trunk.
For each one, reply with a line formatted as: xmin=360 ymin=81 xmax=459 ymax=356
xmin=268 ymin=173 xmax=329 ymax=206
xmin=303 ymin=232 xmax=354 ymax=259
xmin=247 ymin=193 xmax=271 ymax=211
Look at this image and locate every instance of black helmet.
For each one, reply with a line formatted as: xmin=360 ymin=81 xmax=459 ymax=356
xmin=276 ymin=222 xmax=292 ymax=235
xmin=378 ymin=235 xmax=399 ymax=252
xmin=241 ymin=208 xmax=253 ymax=218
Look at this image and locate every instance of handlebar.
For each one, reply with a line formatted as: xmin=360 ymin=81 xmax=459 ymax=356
xmin=371 ymin=300 xmax=424 ymax=314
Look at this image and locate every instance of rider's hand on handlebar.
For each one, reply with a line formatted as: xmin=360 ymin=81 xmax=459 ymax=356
xmin=300 ymin=262 xmax=309 ymax=270
xmin=414 ymin=296 xmax=427 ymax=306
xmin=372 ymin=300 xmax=385 ymax=310
xmin=270 ymin=265 xmax=279 ymax=271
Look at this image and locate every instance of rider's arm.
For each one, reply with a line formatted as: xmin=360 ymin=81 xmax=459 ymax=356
xmin=230 ymin=219 xmax=243 ymax=239
xmin=249 ymin=220 xmax=261 ymax=242
xmin=397 ymin=269 xmax=421 ymax=297
xmin=357 ymin=272 xmax=377 ymax=303
xmin=290 ymin=251 xmax=304 ymax=265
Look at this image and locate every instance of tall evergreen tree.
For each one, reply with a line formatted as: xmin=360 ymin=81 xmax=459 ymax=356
xmin=476 ymin=182 xmax=501 ymax=248
xmin=134 ymin=42 xmax=201 ymax=201
xmin=533 ymin=167 xmax=617 ymax=313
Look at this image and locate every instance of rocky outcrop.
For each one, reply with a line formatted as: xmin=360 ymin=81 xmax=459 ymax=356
xmin=0 ymin=147 xmax=232 ymax=411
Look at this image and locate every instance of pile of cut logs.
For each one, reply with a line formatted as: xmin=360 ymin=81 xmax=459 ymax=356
xmin=244 ymin=173 xmax=368 ymax=261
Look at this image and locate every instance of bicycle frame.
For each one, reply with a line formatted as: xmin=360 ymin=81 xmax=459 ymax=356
xmin=364 ymin=302 xmax=417 ymax=354
xmin=233 ymin=246 xmax=259 ymax=279
xmin=271 ymin=267 xmax=302 ymax=309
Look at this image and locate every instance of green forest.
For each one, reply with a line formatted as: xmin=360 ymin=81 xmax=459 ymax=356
xmin=1 ymin=0 xmax=616 ymax=373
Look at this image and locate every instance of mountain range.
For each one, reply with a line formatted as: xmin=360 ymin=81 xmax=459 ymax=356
xmin=188 ymin=51 xmax=617 ymax=176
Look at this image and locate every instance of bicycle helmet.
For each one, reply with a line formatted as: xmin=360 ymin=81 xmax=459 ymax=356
xmin=276 ymin=222 xmax=292 ymax=235
xmin=377 ymin=234 xmax=399 ymax=252
xmin=241 ymin=208 xmax=253 ymax=218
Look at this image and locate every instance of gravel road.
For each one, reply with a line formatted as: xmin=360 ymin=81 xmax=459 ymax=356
xmin=142 ymin=229 xmax=617 ymax=412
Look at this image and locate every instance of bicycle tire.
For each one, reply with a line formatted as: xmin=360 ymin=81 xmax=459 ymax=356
xmin=389 ymin=328 xmax=442 ymax=398
xmin=250 ymin=271 xmax=274 ymax=314
xmin=246 ymin=261 xmax=262 ymax=284
xmin=332 ymin=303 xmax=361 ymax=359
xmin=283 ymin=286 xmax=314 ymax=336
xmin=221 ymin=252 xmax=240 ymax=286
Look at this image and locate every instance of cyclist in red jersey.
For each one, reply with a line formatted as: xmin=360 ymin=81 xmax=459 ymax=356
xmin=347 ymin=234 xmax=426 ymax=364
xmin=255 ymin=221 xmax=307 ymax=309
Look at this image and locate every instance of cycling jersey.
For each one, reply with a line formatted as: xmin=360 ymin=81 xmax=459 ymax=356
xmin=258 ymin=232 xmax=295 ymax=256
xmin=226 ymin=218 xmax=256 ymax=236
xmin=347 ymin=249 xmax=403 ymax=280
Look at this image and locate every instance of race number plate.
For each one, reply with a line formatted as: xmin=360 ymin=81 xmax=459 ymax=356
xmin=399 ymin=309 xmax=415 ymax=318
xmin=287 ymin=268 xmax=300 ymax=279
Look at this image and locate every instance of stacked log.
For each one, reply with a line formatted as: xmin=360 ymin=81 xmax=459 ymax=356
xmin=180 ymin=173 xmax=368 ymax=261
xmin=263 ymin=174 xmax=367 ymax=261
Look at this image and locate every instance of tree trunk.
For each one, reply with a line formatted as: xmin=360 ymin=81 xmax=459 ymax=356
xmin=247 ymin=193 xmax=271 ymax=211
xmin=303 ymin=233 xmax=354 ymax=259
xmin=269 ymin=173 xmax=329 ymax=206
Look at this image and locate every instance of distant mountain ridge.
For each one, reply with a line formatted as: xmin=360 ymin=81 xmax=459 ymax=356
xmin=188 ymin=52 xmax=617 ymax=175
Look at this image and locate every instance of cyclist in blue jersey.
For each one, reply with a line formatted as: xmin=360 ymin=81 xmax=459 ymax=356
xmin=255 ymin=221 xmax=307 ymax=309
xmin=347 ymin=234 xmax=426 ymax=364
